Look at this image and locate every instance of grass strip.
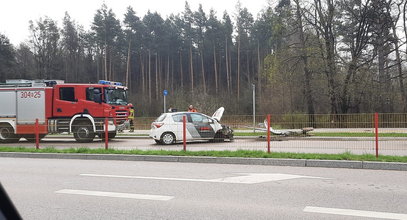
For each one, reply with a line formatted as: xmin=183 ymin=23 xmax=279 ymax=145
xmin=0 ymin=147 xmax=406 ymax=163
xmin=311 ymin=132 xmax=407 ymax=137
xmin=234 ymin=132 xmax=407 ymax=137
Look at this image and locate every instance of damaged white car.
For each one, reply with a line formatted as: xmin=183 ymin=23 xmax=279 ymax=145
xmin=149 ymin=107 xmax=234 ymax=145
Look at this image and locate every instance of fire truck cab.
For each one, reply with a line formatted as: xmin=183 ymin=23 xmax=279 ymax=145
xmin=0 ymin=79 xmax=129 ymax=143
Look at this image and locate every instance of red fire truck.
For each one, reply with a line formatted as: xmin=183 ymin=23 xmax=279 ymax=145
xmin=0 ymin=79 xmax=129 ymax=143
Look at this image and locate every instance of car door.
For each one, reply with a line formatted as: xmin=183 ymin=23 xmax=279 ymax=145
xmin=84 ymin=87 xmax=103 ymax=116
xmin=189 ymin=113 xmax=215 ymax=139
xmin=170 ymin=113 xmax=188 ymax=140
xmin=53 ymin=86 xmax=78 ymax=117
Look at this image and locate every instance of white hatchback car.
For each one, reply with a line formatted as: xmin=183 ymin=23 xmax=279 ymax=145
xmin=149 ymin=107 xmax=234 ymax=145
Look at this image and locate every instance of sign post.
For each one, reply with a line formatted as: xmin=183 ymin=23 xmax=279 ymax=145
xmin=163 ymin=90 xmax=168 ymax=113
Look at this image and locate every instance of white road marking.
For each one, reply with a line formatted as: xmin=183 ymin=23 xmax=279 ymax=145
xmin=55 ymin=189 xmax=173 ymax=201
xmin=80 ymin=173 xmax=325 ymax=184
xmin=304 ymin=206 xmax=407 ymax=220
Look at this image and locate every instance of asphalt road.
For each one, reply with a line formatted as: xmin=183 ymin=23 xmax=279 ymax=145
xmin=0 ymin=158 xmax=406 ymax=220
xmin=2 ymin=136 xmax=407 ymax=156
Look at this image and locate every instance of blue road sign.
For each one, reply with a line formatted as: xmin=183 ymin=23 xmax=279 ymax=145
xmin=163 ymin=89 xmax=168 ymax=96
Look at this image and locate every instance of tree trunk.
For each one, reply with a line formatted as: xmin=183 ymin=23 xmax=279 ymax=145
xmin=141 ymin=53 xmax=145 ymax=95
xmin=295 ymin=0 xmax=315 ymax=117
xmin=246 ymin=50 xmax=250 ymax=85
xmin=96 ymin=50 xmax=100 ymax=81
xmin=237 ymin=36 xmax=241 ymax=102
xmin=109 ymin=48 xmax=113 ymax=80
xmin=213 ymin=45 xmax=218 ymax=94
xmin=257 ymin=41 xmax=261 ymax=99
xmin=225 ymin=37 xmax=230 ymax=93
xmin=166 ymin=55 xmax=170 ymax=89
xmin=148 ymin=50 xmax=151 ymax=104
xmin=171 ymin=58 xmax=174 ymax=92
xmin=179 ymin=51 xmax=184 ymax=89
xmin=229 ymin=44 xmax=232 ymax=92
xmin=340 ymin=61 xmax=356 ymax=113
xmin=126 ymin=40 xmax=131 ymax=88
xmin=190 ymin=45 xmax=194 ymax=93
xmin=314 ymin=0 xmax=338 ymax=114
xmin=201 ymin=50 xmax=206 ymax=94
xmin=104 ymin=44 xmax=108 ymax=80
xmin=156 ymin=53 xmax=159 ymax=100
xmin=218 ymin=49 xmax=223 ymax=92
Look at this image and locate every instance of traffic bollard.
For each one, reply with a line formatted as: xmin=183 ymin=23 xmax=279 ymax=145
xmin=267 ymin=114 xmax=271 ymax=153
xmin=35 ymin=118 xmax=39 ymax=149
xmin=374 ymin=112 xmax=379 ymax=158
xmin=183 ymin=115 xmax=186 ymax=151
xmin=105 ymin=118 xmax=109 ymax=150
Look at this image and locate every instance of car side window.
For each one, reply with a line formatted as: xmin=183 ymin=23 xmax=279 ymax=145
xmin=172 ymin=114 xmax=186 ymax=122
xmin=190 ymin=114 xmax=206 ymax=123
xmin=86 ymin=87 xmax=101 ymax=101
xmin=59 ymin=87 xmax=75 ymax=102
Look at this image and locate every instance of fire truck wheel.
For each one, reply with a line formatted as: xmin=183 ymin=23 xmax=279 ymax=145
xmin=23 ymin=134 xmax=46 ymax=142
xmin=160 ymin=132 xmax=175 ymax=145
xmin=0 ymin=124 xmax=20 ymax=143
xmin=73 ymin=123 xmax=95 ymax=143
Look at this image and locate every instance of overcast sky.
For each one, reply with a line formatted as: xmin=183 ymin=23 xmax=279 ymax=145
xmin=0 ymin=0 xmax=269 ymax=45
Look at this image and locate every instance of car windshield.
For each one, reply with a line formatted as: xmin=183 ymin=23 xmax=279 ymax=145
xmin=104 ymin=88 xmax=128 ymax=105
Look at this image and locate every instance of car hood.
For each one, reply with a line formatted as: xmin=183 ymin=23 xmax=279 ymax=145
xmin=211 ymin=107 xmax=224 ymax=121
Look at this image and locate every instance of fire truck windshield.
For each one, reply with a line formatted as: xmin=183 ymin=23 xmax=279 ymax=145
xmin=104 ymin=88 xmax=128 ymax=105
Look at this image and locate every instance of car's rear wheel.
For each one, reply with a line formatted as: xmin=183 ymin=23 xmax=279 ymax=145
xmin=160 ymin=132 xmax=175 ymax=145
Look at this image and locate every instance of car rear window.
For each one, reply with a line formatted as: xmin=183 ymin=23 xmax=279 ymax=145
xmin=155 ymin=114 xmax=167 ymax=122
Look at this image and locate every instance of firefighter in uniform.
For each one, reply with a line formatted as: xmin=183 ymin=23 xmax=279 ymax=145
xmin=188 ymin=105 xmax=197 ymax=112
xmin=128 ymin=103 xmax=135 ymax=132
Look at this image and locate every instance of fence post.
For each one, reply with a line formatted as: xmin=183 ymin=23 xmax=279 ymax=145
xmin=183 ymin=115 xmax=186 ymax=151
xmin=105 ymin=118 xmax=109 ymax=150
xmin=374 ymin=112 xmax=379 ymax=158
xmin=267 ymin=114 xmax=271 ymax=153
xmin=35 ymin=118 xmax=39 ymax=149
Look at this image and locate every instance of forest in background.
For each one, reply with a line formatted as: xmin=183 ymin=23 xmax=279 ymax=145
xmin=1 ymin=0 xmax=407 ymax=116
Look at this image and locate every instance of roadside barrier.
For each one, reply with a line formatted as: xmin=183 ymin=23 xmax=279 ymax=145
xmin=2 ymin=113 xmax=406 ymax=157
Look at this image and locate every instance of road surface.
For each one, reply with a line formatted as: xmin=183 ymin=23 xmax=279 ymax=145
xmin=0 ymin=158 xmax=406 ymax=219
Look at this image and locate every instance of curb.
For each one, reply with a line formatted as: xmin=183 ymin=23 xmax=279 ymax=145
xmin=0 ymin=152 xmax=406 ymax=171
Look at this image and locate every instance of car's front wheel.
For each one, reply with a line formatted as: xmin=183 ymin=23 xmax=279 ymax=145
xmin=212 ymin=131 xmax=225 ymax=142
xmin=160 ymin=132 xmax=175 ymax=145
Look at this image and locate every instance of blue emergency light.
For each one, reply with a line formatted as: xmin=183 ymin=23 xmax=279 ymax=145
xmin=98 ymin=80 xmax=123 ymax=86
xmin=98 ymin=80 xmax=110 ymax=85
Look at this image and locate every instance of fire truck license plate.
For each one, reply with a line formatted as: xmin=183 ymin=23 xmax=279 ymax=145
xmin=20 ymin=91 xmax=42 ymax=98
